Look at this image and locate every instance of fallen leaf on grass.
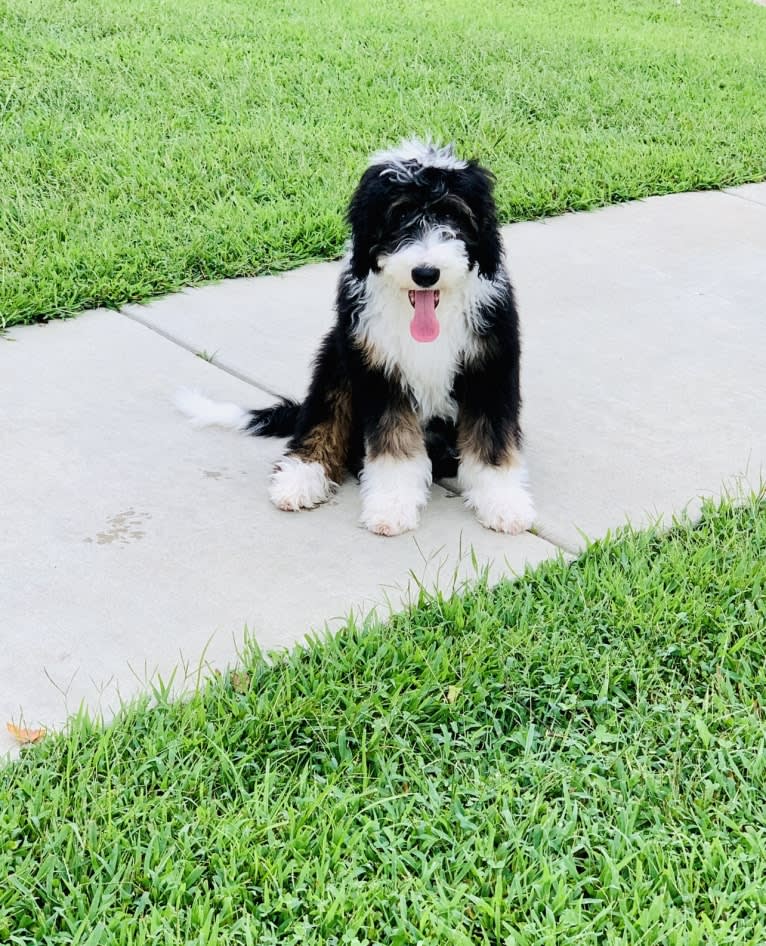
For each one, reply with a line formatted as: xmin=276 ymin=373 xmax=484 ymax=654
xmin=6 ymin=722 xmax=46 ymax=745
xmin=230 ymin=671 xmax=251 ymax=694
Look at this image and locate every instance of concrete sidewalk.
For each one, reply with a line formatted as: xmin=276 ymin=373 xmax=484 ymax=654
xmin=2 ymin=183 xmax=765 ymax=756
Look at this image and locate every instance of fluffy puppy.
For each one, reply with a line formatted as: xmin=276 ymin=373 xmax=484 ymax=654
xmin=177 ymin=139 xmax=535 ymax=536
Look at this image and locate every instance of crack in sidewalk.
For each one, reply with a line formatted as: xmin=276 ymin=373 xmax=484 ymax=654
xmin=721 ymin=188 xmax=766 ymax=209
xmin=120 ymin=307 xmax=287 ymax=401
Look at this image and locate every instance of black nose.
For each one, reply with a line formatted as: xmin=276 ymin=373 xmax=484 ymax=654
xmin=411 ymin=265 xmax=440 ymax=288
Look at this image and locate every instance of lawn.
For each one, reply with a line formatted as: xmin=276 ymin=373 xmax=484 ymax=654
xmin=2 ymin=495 xmax=765 ymax=944
xmin=2 ymin=0 xmax=765 ymax=327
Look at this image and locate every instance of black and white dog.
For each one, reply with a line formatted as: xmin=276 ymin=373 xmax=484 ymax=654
xmin=177 ymin=140 xmax=535 ymax=536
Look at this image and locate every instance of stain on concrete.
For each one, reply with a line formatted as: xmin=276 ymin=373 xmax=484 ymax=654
xmin=84 ymin=509 xmax=150 ymax=546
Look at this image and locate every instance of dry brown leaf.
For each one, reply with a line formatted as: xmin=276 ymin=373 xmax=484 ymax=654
xmin=230 ymin=671 xmax=251 ymax=694
xmin=6 ymin=722 xmax=46 ymax=745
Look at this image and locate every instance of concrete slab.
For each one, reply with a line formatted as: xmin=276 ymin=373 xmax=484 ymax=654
xmin=124 ymin=260 xmax=341 ymax=401
xmin=725 ymin=181 xmax=766 ymax=207
xmin=0 ymin=312 xmax=555 ymax=757
xmin=511 ymin=189 xmax=766 ymax=547
xmin=122 ymin=186 xmax=766 ymax=551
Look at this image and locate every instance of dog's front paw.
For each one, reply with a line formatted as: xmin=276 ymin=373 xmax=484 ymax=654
xmin=269 ymin=457 xmax=333 ymax=511
xmin=360 ymin=498 xmax=420 ymax=536
xmin=359 ymin=453 xmax=431 ymax=536
xmin=466 ymin=482 xmax=536 ymax=535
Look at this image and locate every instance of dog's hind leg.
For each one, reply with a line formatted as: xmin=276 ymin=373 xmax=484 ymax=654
xmin=269 ymin=331 xmax=353 ymax=512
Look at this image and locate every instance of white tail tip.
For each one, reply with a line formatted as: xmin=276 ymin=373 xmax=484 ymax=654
xmin=174 ymin=388 xmax=249 ymax=430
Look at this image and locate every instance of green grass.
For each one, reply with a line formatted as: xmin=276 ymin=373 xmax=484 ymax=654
xmin=2 ymin=0 xmax=765 ymax=328
xmin=2 ymin=495 xmax=766 ymax=944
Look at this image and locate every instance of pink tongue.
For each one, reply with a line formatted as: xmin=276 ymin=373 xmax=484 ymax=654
xmin=410 ymin=290 xmax=440 ymax=342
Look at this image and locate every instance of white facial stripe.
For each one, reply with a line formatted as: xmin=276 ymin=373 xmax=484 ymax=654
xmin=378 ymin=228 xmax=469 ymax=291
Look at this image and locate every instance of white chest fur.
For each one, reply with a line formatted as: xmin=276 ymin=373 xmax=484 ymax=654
xmin=355 ymin=272 xmax=498 ymax=422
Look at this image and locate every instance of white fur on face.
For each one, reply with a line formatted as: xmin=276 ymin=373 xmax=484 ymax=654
xmin=359 ymin=451 xmax=432 ymax=536
xmin=351 ymin=229 xmax=506 ymax=422
xmin=377 ymin=227 xmax=469 ymax=292
xmin=458 ymin=456 xmax=535 ymax=535
xmin=270 ymin=456 xmax=334 ymax=511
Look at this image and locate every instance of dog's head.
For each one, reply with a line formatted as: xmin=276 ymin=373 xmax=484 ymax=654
xmin=347 ymin=140 xmax=503 ymax=342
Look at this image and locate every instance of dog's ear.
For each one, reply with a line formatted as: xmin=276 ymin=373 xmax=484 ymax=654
xmin=347 ymin=166 xmax=388 ymax=279
xmin=462 ymin=161 xmax=503 ymax=278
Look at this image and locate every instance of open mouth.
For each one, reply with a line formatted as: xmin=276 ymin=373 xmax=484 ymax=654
xmin=408 ymin=289 xmax=440 ymax=308
xmin=407 ymin=289 xmax=441 ymax=343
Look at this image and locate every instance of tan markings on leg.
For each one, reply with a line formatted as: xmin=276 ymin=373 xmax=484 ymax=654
xmin=292 ymin=385 xmax=352 ymax=483
xmin=367 ymin=405 xmax=423 ymax=461
xmin=457 ymin=414 xmax=520 ymax=469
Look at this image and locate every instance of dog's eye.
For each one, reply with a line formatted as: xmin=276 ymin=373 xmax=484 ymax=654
xmin=389 ymin=204 xmax=412 ymax=226
xmin=437 ymin=197 xmax=477 ymax=235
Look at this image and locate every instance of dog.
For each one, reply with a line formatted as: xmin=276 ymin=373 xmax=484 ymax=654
xmin=176 ymin=139 xmax=535 ymax=537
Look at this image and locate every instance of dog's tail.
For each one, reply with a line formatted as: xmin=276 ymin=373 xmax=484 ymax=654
xmin=174 ymin=388 xmax=300 ymax=438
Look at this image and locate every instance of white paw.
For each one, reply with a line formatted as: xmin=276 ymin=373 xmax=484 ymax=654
xmin=359 ymin=452 xmax=431 ymax=537
xmin=458 ymin=459 xmax=535 ymax=535
xmin=360 ymin=498 xmax=421 ymax=536
xmin=269 ymin=457 xmax=333 ymax=511
xmin=468 ymin=483 xmax=536 ymax=534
